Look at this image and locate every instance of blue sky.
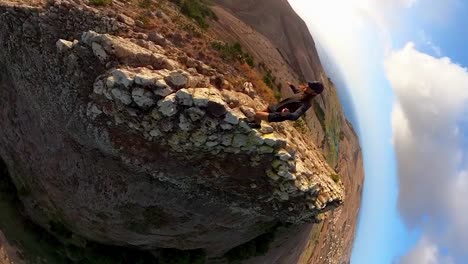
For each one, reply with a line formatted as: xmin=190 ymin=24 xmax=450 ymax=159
xmin=288 ymin=1 xmax=468 ymax=263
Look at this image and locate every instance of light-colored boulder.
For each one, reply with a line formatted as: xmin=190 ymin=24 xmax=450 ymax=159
xmin=111 ymin=88 xmax=132 ymax=105
xmin=175 ymin=89 xmax=193 ymax=106
xmin=132 ymin=88 xmax=156 ymax=109
xmin=111 ymin=69 xmax=134 ymax=88
xmin=56 ymin=39 xmax=73 ymax=52
xmin=157 ymin=94 xmax=178 ymax=116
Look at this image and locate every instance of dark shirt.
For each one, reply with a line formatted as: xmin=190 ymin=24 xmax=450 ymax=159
xmin=267 ymin=84 xmax=311 ymax=122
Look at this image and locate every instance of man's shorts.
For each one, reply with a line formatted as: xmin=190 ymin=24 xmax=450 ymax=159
xmin=267 ymin=104 xmax=278 ymax=113
xmin=267 ymin=104 xmax=284 ymax=122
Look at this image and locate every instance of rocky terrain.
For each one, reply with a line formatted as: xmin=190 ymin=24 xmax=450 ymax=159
xmin=0 ymin=0 xmax=363 ymax=263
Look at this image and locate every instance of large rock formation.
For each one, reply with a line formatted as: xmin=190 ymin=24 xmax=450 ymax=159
xmin=0 ymin=0 xmax=345 ymax=260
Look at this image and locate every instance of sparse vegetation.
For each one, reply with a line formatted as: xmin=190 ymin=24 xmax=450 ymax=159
xmin=89 ymin=0 xmax=112 ymax=6
xmin=173 ymin=0 xmax=218 ymax=29
xmin=138 ymin=0 xmax=152 ymax=8
xmin=312 ymin=100 xmax=326 ymax=130
xmin=331 ymin=173 xmax=340 ymax=183
xmin=238 ymin=64 xmax=277 ymax=103
xmin=293 ymin=118 xmax=308 ymax=133
xmin=263 ymin=70 xmax=275 ymax=89
xmin=212 ymin=41 xmax=255 ymax=67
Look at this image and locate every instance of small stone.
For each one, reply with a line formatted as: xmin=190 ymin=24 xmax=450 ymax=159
xmin=201 ymin=117 xmax=218 ymax=131
xmin=206 ymin=99 xmax=227 ymax=117
xmin=135 ymin=20 xmax=145 ymax=28
xmin=149 ymin=128 xmax=162 ymax=138
xmin=117 ymin=14 xmax=135 ymax=26
xmin=239 ymin=121 xmax=252 ymax=133
xmin=248 ymin=132 xmax=265 ymax=146
xmin=277 ymin=191 xmax=289 ymax=201
xmin=250 ymin=183 xmax=257 ymax=189
xmin=56 ymin=39 xmax=73 ymax=52
xmin=134 ymin=71 xmax=162 ymax=86
xmin=175 ymin=89 xmax=193 ymax=106
xmin=266 ymin=169 xmax=280 ymax=181
xmin=208 ymin=135 xmax=218 ymax=141
xmin=271 ymin=159 xmax=284 ymax=169
xmin=277 ymin=166 xmax=288 ymax=177
xmin=159 ymin=119 xmax=173 ymax=132
xmin=111 ymin=88 xmax=132 ymax=105
xmin=190 ymin=131 xmax=207 ymax=146
xmin=163 ymin=59 xmax=180 ymax=70
xmin=148 ymin=31 xmax=167 ymax=46
xmin=86 ymin=103 xmax=102 ymax=120
xmin=132 ymin=88 xmax=156 ymax=109
xmin=150 ymin=108 xmax=162 ymax=120
xmin=264 ymin=137 xmax=278 ymax=147
xmin=111 ymin=69 xmax=134 ymax=88
xmin=243 ymin=82 xmax=255 ymax=97
xmin=276 ymin=150 xmax=292 ymax=161
xmin=157 ymin=94 xmax=178 ymax=116
xmin=153 ymin=80 xmax=174 ymax=97
xmin=92 ymin=42 xmax=108 ymax=62
xmin=106 ymin=76 xmax=116 ymax=88
xmin=185 ymin=107 xmax=205 ymax=121
xmin=258 ymin=146 xmax=274 ymax=154
xmin=284 ymin=172 xmax=297 ymax=180
xmin=259 ymin=125 xmax=274 ymax=134
xmin=240 ymin=106 xmax=256 ymax=120
xmin=93 ymin=80 xmax=104 ymax=95
xmin=232 ymin=134 xmax=248 ymax=148
xmin=221 ymin=134 xmax=233 ymax=146
xmin=155 ymin=10 xmax=170 ymax=20
xmin=187 ymin=68 xmax=198 ymax=74
xmin=206 ymin=141 xmax=219 ymax=147
xmin=103 ymin=88 xmax=113 ymax=100
xmin=165 ymin=72 xmax=188 ymax=89
xmin=220 ymin=123 xmax=233 ymax=130
xmin=211 ymin=74 xmax=224 ymax=88
xmin=179 ymin=114 xmax=192 ymax=131
xmin=223 ymin=111 xmax=239 ymax=125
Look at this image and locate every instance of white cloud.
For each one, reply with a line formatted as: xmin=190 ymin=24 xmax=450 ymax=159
xmin=419 ymin=30 xmax=442 ymax=56
xmin=400 ymin=236 xmax=454 ymax=264
xmin=385 ymin=43 xmax=468 ymax=262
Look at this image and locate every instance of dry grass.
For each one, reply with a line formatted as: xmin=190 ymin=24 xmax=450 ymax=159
xmin=239 ymin=63 xmax=277 ymax=104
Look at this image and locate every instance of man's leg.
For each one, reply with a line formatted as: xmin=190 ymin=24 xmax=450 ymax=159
xmin=254 ymin=111 xmax=270 ymax=125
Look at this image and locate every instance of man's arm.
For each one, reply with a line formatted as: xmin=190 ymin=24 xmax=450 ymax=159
xmin=267 ymin=103 xmax=310 ymax=122
xmin=281 ymin=103 xmax=310 ymax=121
xmin=287 ymin=81 xmax=302 ymax=94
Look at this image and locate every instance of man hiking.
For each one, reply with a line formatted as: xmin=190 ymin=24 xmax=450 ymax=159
xmin=246 ymin=81 xmax=324 ymax=128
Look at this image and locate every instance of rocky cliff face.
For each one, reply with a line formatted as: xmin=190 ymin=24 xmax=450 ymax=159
xmin=0 ymin=0 xmax=347 ymax=262
xmin=212 ymin=0 xmax=324 ymax=83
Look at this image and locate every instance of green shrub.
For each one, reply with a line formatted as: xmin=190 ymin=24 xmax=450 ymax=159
xmin=89 ymin=0 xmax=112 ymax=6
xmin=331 ymin=173 xmax=340 ymax=183
xmin=177 ymin=0 xmax=217 ymax=29
xmin=263 ymin=70 xmax=274 ymax=88
xmin=139 ymin=0 xmax=152 ymax=8
xmin=212 ymin=41 xmax=254 ymax=66
xmin=312 ymin=100 xmax=325 ymax=130
xmin=293 ymin=118 xmax=308 ymax=133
